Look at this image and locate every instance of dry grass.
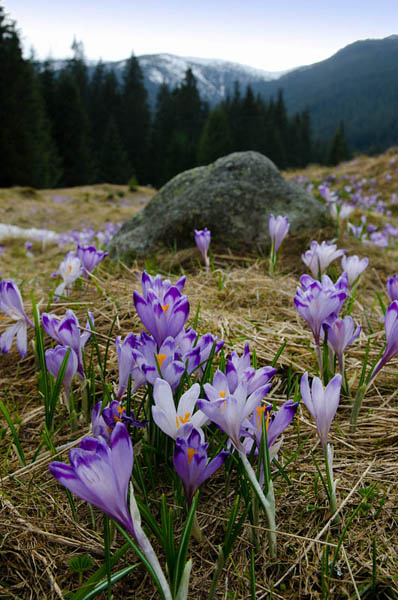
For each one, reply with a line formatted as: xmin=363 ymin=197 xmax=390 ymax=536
xmin=0 ymin=159 xmax=398 ymax=599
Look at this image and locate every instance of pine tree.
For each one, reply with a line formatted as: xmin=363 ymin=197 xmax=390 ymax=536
xmin=328 ymin=121 xmax=351 ymax=166
xmin=99 ymin=117 xmax=130 ymax=183
xmin=121 ymin=53 xmax=150 ymax=183
xmin=52 ymin=69 xmax=94 ymax=185
xmin=163 ymin=68 xmax=208 ymax=178
xmin=197 ymin=105 xmax=234 ymax=164
xmin=0 ymin=7 xmax=60 ymax=187
xmin=149 ymin=83 xmax=176 ymax=186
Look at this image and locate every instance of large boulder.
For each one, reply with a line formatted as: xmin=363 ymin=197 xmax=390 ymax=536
xmin=109 ymin=151 xmax=325 ymax=260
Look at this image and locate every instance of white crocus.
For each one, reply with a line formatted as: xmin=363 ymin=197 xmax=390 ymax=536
xmin=152 ymin=378 xmax=206 ymax=439
xmin=54 ymin=252 xmax=82 ymax=297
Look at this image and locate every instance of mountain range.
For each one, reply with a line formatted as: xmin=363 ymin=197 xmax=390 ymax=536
xmin=54 ymin=35 xmax=398 ymax=153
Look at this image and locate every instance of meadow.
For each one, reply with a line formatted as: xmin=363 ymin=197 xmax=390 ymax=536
xmin=0 ymin=150 xmax=397 ymax=600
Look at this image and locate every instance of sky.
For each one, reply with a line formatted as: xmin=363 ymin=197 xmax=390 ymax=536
xmin=5 ymin=0 xmax=398 ymax=71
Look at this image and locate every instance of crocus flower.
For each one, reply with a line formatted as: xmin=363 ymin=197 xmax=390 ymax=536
xmin=152 ymin=378 xmax=207 ymax=440
xmin=49 ymin=422 xmax=173 ymax=600
xmin=0 ymin=279 xmax=34 ymax=357
xmin=173 ymin=428 xmax=228 ymax=506
xmin=76 ymin=244 xmax=108 ymax=279
xmin=140 ymin=270 xmax=186 ymax=300
xmin=132 ymin=333 xmax=185 ymax=390
xmin=54 ymin=251 xmax=83 ymax=297
xmin=194 ymin=228 xmax=211 ymax=267
xmin=268 ymin=215 xmax=289 ymax=253
xmin=91 ymin=401 xmax=111 ymax=441
xmin=302 ymin=241 xmax=346 ymax=279
xmin=133 ymin=282 xmax=189 ymax=348
xmin=370 ymin=301 xmax=398 ymax=381
xmin=324 ymin=316 xmax=361 ymax=372
xmin=386 ymin=274 xmax=398 ymax=302
xmin=294 ymin=275 xmax=347 ymax=345
xmin=242 ymin=399 xmax=298 ymax=454
xmin=50 ymin=422 xmax=135 ymax=534
xmin=115 ymin=333 xmax=146 ymax=399
xmin=198 ymin=381 xmax=271 ymax=451
xmin=182 ymin=332 xmax=224 ymax=375
xmin=300 ymin=372 xmax=342 ymax=448
xmin=341 ymin=254 xmax=369 ymax=287
xmin=330 ymin=203 xmax=354 ymax=221
xmin=225 ymin=342 xmax=276 ymax=395
xmin=42 ymin=309 xmax=94 ymax=379
xmin=45 ymin=345 xmax=78 ymax=399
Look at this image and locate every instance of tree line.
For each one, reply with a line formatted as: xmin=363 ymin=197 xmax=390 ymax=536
xmin=0 ymin=7 xmax=350 ymax=189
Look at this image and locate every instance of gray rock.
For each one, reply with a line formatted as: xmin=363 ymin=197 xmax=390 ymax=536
xmin=109 ymin=151 xmax=325 ymax=260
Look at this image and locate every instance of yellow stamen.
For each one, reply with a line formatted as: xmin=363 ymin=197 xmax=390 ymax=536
xmin=68 ymin=264 xmax=72 ymax=272
xmin=156 ymin=353 xmax=166 ymax=368
xmin=113 ymin=416 xmax=122 ymax=422
xmin=219 ymin=400 xmax=227 ymax=413
xmin=176 ymin=413 xmax=191 ymax=428
xmin=219 ymin=390 xmax=226 ymax=398
xmin=162 ymin=304 xmax=170 ymax=312
xmin=117 ymin=405 xmax=126 ymax=415
xmin=256 ymin=406 xmax=266 ymax=430
xmin=187 ymin=448 xmax=197 ymax=466
xmin=256 ymin=406 xmax=270 ymax=432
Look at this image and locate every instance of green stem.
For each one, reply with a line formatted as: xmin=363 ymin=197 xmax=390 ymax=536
xmin=324 ymin=445 xmax=341 ymax=525
xmin=239 ymin=451 xmax=277 ymax=557
xmin=208 ymin=546 xmax=225 ymax=600
xmin=103 ymin=514 xmax=112 ymax=600
xmin=191 ymin=512 xmax=202 ymax=543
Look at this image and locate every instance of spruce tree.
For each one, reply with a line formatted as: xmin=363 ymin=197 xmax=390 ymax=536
xmin=99 ymin=117 xmax=130 ymax=183
xmin=0 ymin=7 xmax=60 ymax=187
xmin=149 ymin=83 xmax=176 ymax=186
xmin=53 ymin=69 xmax=94 ymax=185
xmin=197 ymin=105 xmax=234 ymax=164
xmin=328 ymin=121 xmax=351 ymax=166
xmin=121 ymin=53 xmax=150 ymax=183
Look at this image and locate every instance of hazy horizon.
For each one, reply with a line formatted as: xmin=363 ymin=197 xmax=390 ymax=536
xmin=5 ymin=0 xmax=398 ymax=71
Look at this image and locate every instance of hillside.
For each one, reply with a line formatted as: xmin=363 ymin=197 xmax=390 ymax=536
xmin=253 ymin=36 xmax=398 ymax=152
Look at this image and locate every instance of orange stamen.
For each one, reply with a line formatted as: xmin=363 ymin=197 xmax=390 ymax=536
xmin=156 ymin=353 xmax=166 ymax=368
xmin=219 ymin=390 xmax=226 ymax=398
xmin=161 ymin=304 xmax=170 ymax=312
xmin=176 ymin=413 xmax=191 ymax=428
xmin=187 ymin=448 xmax=197 ymax=466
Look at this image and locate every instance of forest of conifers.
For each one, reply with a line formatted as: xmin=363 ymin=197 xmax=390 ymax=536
xmin=0 ymin=7 xmax=349 ymax=189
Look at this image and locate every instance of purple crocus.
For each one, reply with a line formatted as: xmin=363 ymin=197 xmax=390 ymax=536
xmin=141 ymin=271 xmax=186 ymax=300
xmin=324 ymin=316 xmax=361 ymax=372
xmin=45 ymin=345 xmax=78 ymax=399
xmin=300 ymin=372 xmax=342 ymax=448
xmin=132 ymin=333 xmax=185 ymax=391
xmin=268 ymin=215 xmax=289 ymax=254
xmin=198 ymin=381 xmax=271 ymax=451
xmin=133 ymin=276 xmax=189 ymax=348
xmin=370 ymin=301 xmax=398 ymax=381
xmin=42 ymin=309 xmax=94 ymax=379
xmin=49 ymin=422 xmax=135 ymax=535
xmin=49 ymin=422 xmax=172 ymax=599
xmin=182 ymin=332 xmax=224 ymax=376
xmin=225 ymin=342 xmax=276 ymax=395
xmin=115 ymin=333 xmax=146 ymax=400
xmin=194 ymin=228 xmax=211 ymax=268
xmin=76 ymin=244 xmax=108 ymax=279
xmin=173 ymin=428 xmax=228 ymax=506
xmin=242 ymin=399 xmax=298 ymax=454
xmin=0 ymin=279 xmax=34 ymax=357
xmin=341 ymin=255 xmax=369 ymax=287
xmin=302 ymin=241 xmax=346 ymax=279
xmin=294 ymin=275 xmax=347 ymax=346
xmin=386 ymin=274 xmax=398 ymax=302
